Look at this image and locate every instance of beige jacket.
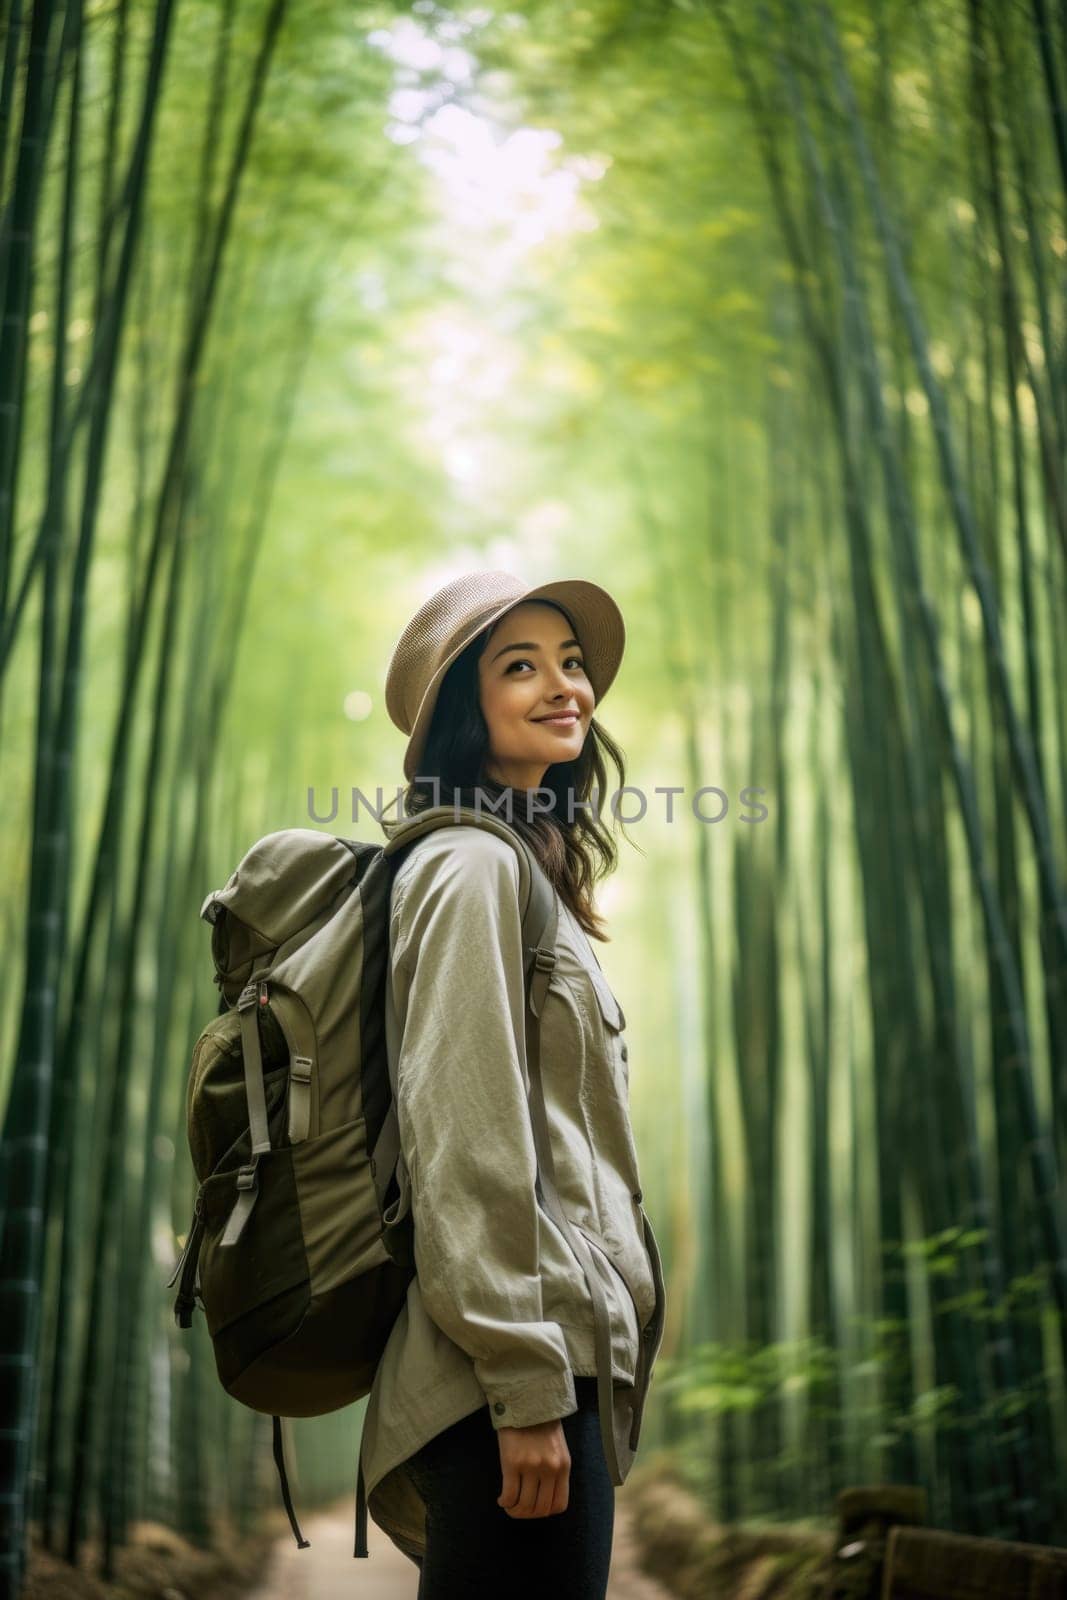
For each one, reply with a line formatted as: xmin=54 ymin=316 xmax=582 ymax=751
xmin=359 ymin=821 xmax=667 ymax=1564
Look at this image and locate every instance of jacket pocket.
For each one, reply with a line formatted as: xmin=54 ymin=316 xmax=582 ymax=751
xmin=577 ymin=968 xmax=644 ymax=1201
xmin=565 ymin=1209 xmax=652 ymax=1347
xmin=535 ymin=1200 xmax=636 ymax=1363
xmin=584 ymin=963 xmax=626 ymax=1033
xmin=584 ymin=966 xmax=630 ymax=1090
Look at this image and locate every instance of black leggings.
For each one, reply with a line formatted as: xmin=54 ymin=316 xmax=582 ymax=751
xmin=400 ymin=1376 xmax=614 ymax=1598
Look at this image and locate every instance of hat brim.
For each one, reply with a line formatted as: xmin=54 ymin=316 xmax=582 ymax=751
xmin=402 ymin=578 xmax=625 ymax=783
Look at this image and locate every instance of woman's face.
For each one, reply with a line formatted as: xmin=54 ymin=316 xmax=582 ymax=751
xmin=477 ymin=601 xmax=595 ymax=791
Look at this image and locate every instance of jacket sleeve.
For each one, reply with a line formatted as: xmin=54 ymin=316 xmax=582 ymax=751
xmin=388 ymin=827 xmax=577 ymax=1431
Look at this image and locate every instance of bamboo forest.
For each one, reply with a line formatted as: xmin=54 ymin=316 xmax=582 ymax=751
xmin=2 ymin=0 xmax=1067 ymax=1596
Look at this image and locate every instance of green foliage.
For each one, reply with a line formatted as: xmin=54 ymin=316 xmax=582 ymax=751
xmin=5 ymin=0 xmax=1067 ymax=1568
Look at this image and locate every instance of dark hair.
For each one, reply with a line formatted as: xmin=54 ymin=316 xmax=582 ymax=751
xmin=398 ymin=601 xmax=635 ymax=941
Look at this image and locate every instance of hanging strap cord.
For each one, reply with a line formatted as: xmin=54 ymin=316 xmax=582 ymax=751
xmin=272 ymin=1415 xmax=310 ymax=1549
xmin=354 ymin=1429 xmax=369 ymax=1557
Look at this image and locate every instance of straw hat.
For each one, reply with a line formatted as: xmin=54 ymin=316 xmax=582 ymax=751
xmin=384 ymin=571 xmax=625 ymax=782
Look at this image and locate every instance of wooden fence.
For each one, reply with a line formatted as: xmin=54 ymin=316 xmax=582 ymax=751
xmin=825 ymin=1486 xmax=1067 ymax=1599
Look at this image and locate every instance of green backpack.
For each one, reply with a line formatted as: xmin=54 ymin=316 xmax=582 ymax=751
xmin=167 ymin=804 xmax=621 ymax=1559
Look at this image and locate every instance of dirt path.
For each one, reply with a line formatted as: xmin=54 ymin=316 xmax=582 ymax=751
xmin=244 ymin=1494 xmax=674 ymax=1598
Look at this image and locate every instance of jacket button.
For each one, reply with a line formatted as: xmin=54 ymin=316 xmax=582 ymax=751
xmin=632 ymin=1190 xmax=642 ymax=1203
xmin=493 ymin=1401 xmax=506 ymax=1415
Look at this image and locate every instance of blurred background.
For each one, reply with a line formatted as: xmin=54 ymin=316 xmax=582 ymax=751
xmin=1 ymin=0 xmax=1066 ymax=1595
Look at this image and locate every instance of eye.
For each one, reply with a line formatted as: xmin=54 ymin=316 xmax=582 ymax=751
xmin=506 ymin=655 xmax=587 ymax=674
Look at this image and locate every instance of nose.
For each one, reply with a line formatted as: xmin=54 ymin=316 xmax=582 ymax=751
xmin=547 ymin=660 xmax=578 ymax=696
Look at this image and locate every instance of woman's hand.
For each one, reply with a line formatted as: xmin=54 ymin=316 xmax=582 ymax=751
xmin=496 ymin=1418 xmax=571 ymax=1518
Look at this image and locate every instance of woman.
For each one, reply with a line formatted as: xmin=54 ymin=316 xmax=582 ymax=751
xmin=357 ymin=571 xmax=666 ymax=1597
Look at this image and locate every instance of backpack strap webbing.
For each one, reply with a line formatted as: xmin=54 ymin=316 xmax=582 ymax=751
xmin=220 ymin=957 xmax=273 ymax=1249
xmin=386 ymin=811 xmax=624 ymax=1479
xmin=516 ymin=856 xmax=624 ymax=1487
xmin=369 ymin=808 xmax=539 ymax=1220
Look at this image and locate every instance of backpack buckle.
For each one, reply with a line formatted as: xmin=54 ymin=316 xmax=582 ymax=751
xmin=532 ymin=947 xmax=556 ymax=973
xmin=236 ymin=977 xmax=271 ymax=1011
xmin=235 ymin=1159 xmax=259 ymax=1192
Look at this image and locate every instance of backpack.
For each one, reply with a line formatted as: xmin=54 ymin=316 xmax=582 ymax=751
xmin=167 ymin=804 xmax=575 ymax=1559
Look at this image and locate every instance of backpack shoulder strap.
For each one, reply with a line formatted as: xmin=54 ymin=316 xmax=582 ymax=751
xmin=381 ymin=808 xmax=621 ymax=1478
xmin=381 ymin=805 xmax=550 ymax=958
xmin=370 ymin=804 xmax=554 ymax=1199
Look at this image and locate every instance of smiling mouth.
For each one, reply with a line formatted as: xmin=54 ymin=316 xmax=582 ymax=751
xmin=534 ymin=712 xmax=581 ymax=725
